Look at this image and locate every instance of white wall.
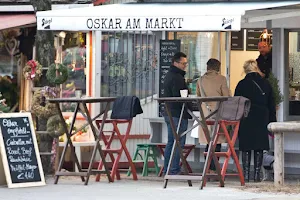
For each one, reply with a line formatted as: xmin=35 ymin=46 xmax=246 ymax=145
xmin=229 ymin=51 xmax=259 ymax=93
xmin=218 ymin=32 xmax=259 ymax=94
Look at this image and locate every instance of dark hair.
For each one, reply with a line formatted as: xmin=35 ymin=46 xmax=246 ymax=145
xmin=207 ymin=58 xmax=221 ymax=72
xmin=171 ymin=52 xmax=187 ymax=64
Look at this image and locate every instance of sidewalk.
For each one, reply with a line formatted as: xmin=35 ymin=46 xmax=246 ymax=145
xmin=0 ymin=175 xmax=300 ymax=200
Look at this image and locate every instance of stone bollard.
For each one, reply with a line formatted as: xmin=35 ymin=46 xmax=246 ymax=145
xmin=268 ymin=121 xmax=300 ymax=186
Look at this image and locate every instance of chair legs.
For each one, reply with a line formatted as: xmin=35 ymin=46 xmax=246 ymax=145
xmin=128 ymin=144 xmax=160 ymax=177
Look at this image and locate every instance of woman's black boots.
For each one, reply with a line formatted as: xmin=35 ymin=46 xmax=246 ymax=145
xmin=242 ymin=151 xmax=251 ymax=182
xmin=254 ymin=150 xmax=263 ymax=182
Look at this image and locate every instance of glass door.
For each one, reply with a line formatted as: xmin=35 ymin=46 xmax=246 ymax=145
xmin=288 ymin=31 xmax=300 ymax=116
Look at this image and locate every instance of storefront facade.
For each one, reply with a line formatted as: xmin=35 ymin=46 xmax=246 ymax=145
xmin=35 ymin=1 xmax=300 ymax=172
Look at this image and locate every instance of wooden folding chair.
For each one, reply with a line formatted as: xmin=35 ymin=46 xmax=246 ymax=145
xmin=203 ymin=120 xmax=244 ymax=186
xmin=95 ymin=119 xmax=137 ymax=182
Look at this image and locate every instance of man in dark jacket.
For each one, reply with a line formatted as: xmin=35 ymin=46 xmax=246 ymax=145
xmin=256 ymin=41 xmax=272 ymax=78
xmin=162 ymin=52 xmax=189 ymax=175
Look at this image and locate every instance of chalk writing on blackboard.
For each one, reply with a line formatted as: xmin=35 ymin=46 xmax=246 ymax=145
xmin=0 ymin=113 xmax=45 ymax=188
xmin=159 ymin=40 xmax=181 ymax=117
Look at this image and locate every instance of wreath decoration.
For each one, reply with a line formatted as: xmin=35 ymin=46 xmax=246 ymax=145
xmin=31 ymin=89 xmax=58 ymax=119
xmin=23 ymin=60 xmax=43 ymax=81
xmin=46 ymin=114 xmax=65 ymax=138
xmin=46 ymin=63 xmax=69 ymax=85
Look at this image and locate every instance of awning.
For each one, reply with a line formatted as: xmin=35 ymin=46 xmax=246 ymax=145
xmin=36 ymin=1 xmax=300 ymax=31
xmin=0 ymin=14 xmax=36 ymax=30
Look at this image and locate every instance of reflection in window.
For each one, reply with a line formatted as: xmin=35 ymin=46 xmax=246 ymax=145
xmin=101 ymin=32 xmax=158 ymax=101
xmin=0 ymin=29 xmax=20 ymax=111
xmin=60 ymin=32 xmax=87 ymax=112
xmin=168 ymin=32 xmax=219 ymax=94
xmin=289 ymin=32 xmax=300 ymax=116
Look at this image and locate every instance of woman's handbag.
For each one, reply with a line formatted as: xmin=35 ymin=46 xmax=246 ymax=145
xmin=199 ymin=78 xmax=251 ymax=121
xmin=219 ymin=96 xmax=251 ymax=121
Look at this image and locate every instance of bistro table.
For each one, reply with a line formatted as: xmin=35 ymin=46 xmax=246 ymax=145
xmin=48 ymin=97 xmax=116 ymax=185
xmin=155 ymin=96 xmax=229 ymax=189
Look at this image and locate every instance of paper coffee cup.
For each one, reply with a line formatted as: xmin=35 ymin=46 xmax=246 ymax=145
xmin=180 ymin=89 xmax=188 ymax=97
xmin=75 ymin=90 xmax=82 ymax=98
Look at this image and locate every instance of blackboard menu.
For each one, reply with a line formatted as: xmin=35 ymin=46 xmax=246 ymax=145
xmin=231 ymin=30 xmax=244 ymax=50
xmin=159 ymin=40 xmax=181 ymax=117
xmin=246 ymin=29 xmax=273 ymax=51
xmin=0 ymin=113 xmax=44 ymax=187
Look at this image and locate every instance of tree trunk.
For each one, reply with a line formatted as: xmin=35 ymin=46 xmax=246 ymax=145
xmin=30 ymin=0 xmax=55 ymax=69
xmin=30 ymin=0 xmax=55 ymax=175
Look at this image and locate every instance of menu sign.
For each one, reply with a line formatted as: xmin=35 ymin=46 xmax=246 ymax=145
xmin=231 ymin=30 xmax=244 ymax=50
xmin=0 ymin=113 xmax=45 ymax=188
xmin=246 ymin=29 xmax=273 ymax=51
xmin=159 ymin=40 xmax=181 ymax=117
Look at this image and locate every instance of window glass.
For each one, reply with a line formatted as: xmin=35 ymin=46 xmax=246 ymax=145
xmin=289 ymin=32 xmax=300 ymax=115
xmin=168 ymin=32 xmax=219 ymax=94
xmin=100 ymin=31 xmax=158 ymax=100
xmin=58 ymin=32 xmax=87 ymax=112
xmin=0 ymin=29 xmax=20 ymax=111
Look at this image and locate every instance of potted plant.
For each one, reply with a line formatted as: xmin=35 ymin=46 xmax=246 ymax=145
xmin=267 ymin=72 xmax=284 ymax=109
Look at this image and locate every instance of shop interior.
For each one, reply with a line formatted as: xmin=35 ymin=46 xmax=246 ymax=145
xmin=167 ymin=30 xmax=300 ymax=119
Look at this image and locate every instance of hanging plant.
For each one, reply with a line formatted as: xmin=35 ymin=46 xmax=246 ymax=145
xmin=46 ymin=63 xmax=69 ymax=85
xmin=23 ymin=60 xmax=43 ymax=81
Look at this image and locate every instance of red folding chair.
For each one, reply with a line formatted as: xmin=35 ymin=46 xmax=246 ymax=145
xmin=203 ymin=120 xmax=244 ymax=186
xmin=95 ymin=119 xmax=137 ymax=182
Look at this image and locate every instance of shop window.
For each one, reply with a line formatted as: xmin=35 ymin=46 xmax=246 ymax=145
xmin=0 ymin=29 xmax=21 ymax=112
xmin=289 ymin=32 xmax=300 ymax=115
xmin=101 ymin=31 xmax=158 ymax=101
xmin=35 ymin=32 xmax=87 ymax=112
xmin=168 ymin=32 xmax=219 ymax=94
xmin=60 ymin=32 xmax=87 ymax=112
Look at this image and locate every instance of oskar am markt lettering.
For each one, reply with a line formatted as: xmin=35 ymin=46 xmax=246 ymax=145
xmin=86 ymin=17 xmax=184 ymax=30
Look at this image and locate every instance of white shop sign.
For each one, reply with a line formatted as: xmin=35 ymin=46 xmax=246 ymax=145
xmin=37 ymin=16 xmax=241 ymax=31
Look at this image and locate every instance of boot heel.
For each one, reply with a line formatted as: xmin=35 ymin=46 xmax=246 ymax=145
xmin=254 ymin=150 xmax=263 ymax=182
xmin=242 ymin=151 xmax=251 ymax=182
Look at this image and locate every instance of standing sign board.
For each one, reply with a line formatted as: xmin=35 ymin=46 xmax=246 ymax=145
xmin=0 ymin=113 xmax=45 ymax=188
xmin=159 ymin=40 xmax=181 ymax=117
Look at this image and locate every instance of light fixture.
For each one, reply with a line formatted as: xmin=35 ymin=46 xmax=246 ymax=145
xmin=58 ymin=31 xmax=66 ymax=39
xmin=259 ymin=29 xmax=272 ymax=45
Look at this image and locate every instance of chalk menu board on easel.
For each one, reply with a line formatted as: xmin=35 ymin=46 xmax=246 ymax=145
xmin=159 ymin=40 xmax=181 ymax=117
xmin=0 ymin=113 xmax=45 ymax=188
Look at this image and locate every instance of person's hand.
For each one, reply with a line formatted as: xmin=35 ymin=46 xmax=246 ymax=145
xmin=186 ymin=78 xmax=193 ymax=84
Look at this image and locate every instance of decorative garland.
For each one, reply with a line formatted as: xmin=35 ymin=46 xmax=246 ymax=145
xmin=23 ymin=60 xmax=43 ymax=81
xmin=46 ymin=63 xmax=69 ymax=85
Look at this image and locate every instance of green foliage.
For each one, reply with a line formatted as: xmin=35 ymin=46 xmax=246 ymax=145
xmin=0 ymin=92 xmax=10 ymax=113
xmin=0 ymin=77 xmax=18 ymax=109
xmin=46 ymin=63 xmax=69 ymax=85
xmin=267 ymin=72 xmax=284 ymax=106
xmin=0 ymin=103 xmax=10 ymax=113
